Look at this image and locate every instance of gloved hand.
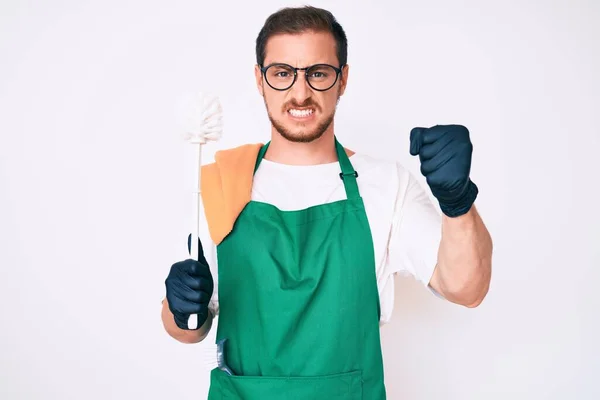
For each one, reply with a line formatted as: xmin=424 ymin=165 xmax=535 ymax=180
xmin=164 ymin=234 xmax=214 ymax=330
xmin=410 ymin=124 xmax=479 ymax=217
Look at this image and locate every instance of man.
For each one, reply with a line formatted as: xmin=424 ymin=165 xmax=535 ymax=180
xmin=161 ymin=5 xmax=492 ymax=399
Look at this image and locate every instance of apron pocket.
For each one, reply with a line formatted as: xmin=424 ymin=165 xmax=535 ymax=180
xmin=213 ymin=368 xmax=363 ymax=400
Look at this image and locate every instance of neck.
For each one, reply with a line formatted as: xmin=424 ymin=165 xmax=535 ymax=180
xmin=265 ymin=127 xmax=338 ymax=166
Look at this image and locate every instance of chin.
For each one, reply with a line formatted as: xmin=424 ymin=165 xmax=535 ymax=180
xmin=278 ymin=129 xmax=325 ymax=143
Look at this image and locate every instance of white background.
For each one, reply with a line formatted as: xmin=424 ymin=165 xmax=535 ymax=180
xmin=1 ymin=0 xmax=598 ymax=399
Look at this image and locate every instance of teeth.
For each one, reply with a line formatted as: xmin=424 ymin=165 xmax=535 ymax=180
xmin=289 ymin=108 xmax=314 ymax=117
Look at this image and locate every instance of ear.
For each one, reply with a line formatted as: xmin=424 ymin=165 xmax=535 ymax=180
xmin=338 ymin=64 xmax=349 ymax=97
xmin=254 ymin=64 xmax=264 ymax=96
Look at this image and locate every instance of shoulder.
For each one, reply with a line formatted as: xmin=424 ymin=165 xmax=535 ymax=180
xmin=203 ymin=142 xmax=264 ymax=169
xmin=200 ymin=142 xmax=264 ymax=245
xmin=350 ymin=152 xmax=413 ymax=191
xmin=351 ymin=152 xmax=429 ymax=220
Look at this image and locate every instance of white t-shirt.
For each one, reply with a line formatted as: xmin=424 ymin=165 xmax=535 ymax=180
xmin=199 ymin=152 xmax=443 ymax=325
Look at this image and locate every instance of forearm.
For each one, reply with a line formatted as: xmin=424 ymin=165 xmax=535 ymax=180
xmin=161 ymin=298 xmax=213 ymax=343
xmin=433 ymin=204 xmax=492 ymax=307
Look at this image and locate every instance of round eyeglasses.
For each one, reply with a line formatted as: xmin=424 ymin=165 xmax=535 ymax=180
xmin=260 ymin=63 xmax=344 ymax=92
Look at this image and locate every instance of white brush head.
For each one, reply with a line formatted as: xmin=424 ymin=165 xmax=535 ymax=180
xmin=175 ymin=92 xmax=224 ymax=144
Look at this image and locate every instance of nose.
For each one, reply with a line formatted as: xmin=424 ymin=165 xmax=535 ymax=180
xmin=289 ymin=71 xmax=311 ymax=104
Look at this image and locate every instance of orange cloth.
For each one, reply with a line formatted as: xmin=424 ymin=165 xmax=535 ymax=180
xmin=200 ymin=143 xmax=263 ymax=245
xmin=201 ymin=143 xmax=355 ymax=245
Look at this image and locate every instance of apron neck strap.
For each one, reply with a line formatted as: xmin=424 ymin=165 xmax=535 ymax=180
xmin=334 ymin=137 xmax=360 ymax=199
xmin=253 ymin=136 xmax=360 ymax=200
xmin=254 ymin=142 xmax=269 ymax=174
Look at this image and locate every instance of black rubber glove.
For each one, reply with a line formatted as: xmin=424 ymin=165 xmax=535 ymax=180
xmin=410 ymin=124 xmax=479 ymax=217
xmin=164 ymin=234 xmax=214 ymax=330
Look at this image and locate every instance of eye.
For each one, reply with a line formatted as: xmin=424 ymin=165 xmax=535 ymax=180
xmin=310 ymin=71 xmax=327 ymax=78
xmin=307 ymin=65 xmax=335 ymax=80
xmin=267 ymin=65 xmax=295 ymax=80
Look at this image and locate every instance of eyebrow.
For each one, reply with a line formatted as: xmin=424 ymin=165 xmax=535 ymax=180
xmin=264 ymin=62 xmax=335 ymax=68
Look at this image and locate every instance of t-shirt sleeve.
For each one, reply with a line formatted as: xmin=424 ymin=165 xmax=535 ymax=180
xmin=387 ymin=163 xmax=442 ymax=292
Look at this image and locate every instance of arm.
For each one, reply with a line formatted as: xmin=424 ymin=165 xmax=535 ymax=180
xmin=161 ymin=298 xmax=213 ymax=344
xmin=409 ymin=124 xmax=492 ymax=307
xmin=429 ymin=204 xmax=492 ymax=307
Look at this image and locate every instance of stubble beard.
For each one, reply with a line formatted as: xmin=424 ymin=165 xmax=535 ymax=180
xmin=264 ymin=93 xmax=340 ymax=144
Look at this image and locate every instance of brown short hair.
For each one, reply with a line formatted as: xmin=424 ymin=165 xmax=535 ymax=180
xmin=255 ymin=6 xmax=348 ymax=67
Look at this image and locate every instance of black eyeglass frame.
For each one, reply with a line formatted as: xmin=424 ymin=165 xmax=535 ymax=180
xmin=259 ymin=63 xmax=345 ymax=92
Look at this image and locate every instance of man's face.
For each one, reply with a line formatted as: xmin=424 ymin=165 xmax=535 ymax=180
xmin=255 ymin=30 xmax=348 ymax=143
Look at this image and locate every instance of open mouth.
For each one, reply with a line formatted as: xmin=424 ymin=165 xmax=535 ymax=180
xmin=287 ymin=108 xmax=315 ymax=118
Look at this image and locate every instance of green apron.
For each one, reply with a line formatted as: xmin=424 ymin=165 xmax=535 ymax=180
xmin=207 ymin=137 xmax=386 ymax=399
